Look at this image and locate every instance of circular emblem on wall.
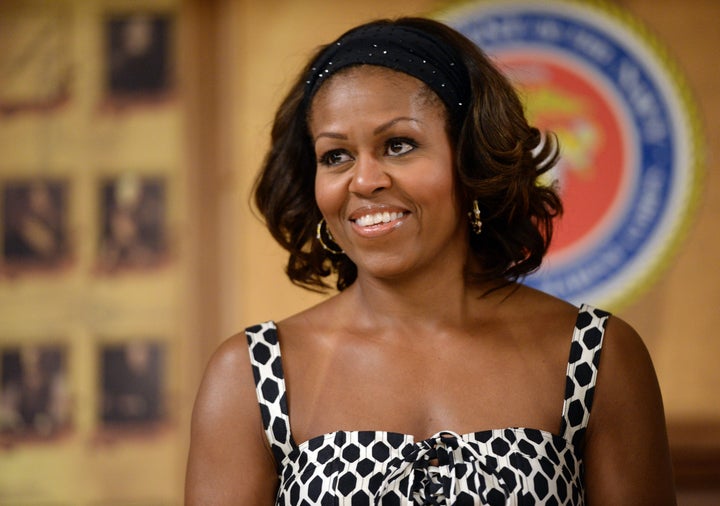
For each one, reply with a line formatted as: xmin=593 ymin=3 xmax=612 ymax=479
xmin=440 ymin=0 xmax=703 ymax=308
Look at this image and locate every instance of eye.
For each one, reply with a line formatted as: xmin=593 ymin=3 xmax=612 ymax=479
xmin=385 ymin=138 xmax=417 ymax=157
xmin=319 ymin=149 xmax=353 ymax=167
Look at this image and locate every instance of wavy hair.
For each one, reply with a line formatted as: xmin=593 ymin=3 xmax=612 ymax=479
xmin=253 ymin=17 xmax=562 ymax=291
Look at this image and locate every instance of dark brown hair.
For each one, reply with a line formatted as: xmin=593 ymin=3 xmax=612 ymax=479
xmin=254 ymin=17 xmax=562 ymax=291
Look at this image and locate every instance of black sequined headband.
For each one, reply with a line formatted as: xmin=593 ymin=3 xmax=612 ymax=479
xmin=304 ymin=23 xmax=471 ymax=122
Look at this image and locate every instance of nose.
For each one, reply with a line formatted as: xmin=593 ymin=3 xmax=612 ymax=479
xmin=348 ymin=154 xmax=392 ymax=196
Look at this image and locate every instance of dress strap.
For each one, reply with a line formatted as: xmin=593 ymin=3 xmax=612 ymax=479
xmin=559 ymin=304 xmax=610 ymax=450
xmin=245 ymin=322 xmax=294 ymax=471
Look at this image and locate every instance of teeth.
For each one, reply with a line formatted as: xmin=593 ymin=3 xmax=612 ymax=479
xmin=356 ymin=211 xmax=404 ymax=227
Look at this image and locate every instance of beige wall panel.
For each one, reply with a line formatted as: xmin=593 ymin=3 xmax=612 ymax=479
xmin=1 ymin=0 xmax=189 ymax=504
xmin=612 ymin=0 xmax=720 ymax=421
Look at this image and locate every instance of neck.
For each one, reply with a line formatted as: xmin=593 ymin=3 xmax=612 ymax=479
xmin=342 ymin=257 xmax=503 ymax=334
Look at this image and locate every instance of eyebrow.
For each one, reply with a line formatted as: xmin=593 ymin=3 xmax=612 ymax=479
xmin=373 ymin=116 xmax=421 ymax=135
xmin=313 ymin=116 xmax=422 ymax=144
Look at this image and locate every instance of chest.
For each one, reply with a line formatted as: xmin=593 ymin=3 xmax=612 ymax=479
xmin=283 ymin=332 xmax=568 ymax=443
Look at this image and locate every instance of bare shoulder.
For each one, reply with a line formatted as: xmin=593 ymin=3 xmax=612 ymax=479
xmin=185 ymin=332 xmax=278 ymax=505
xmin=593 ymin=315 xmax=664 ymax=420
xmin=499 ymin=284 xmax=581 ymax=338
xmin=583 ymin=313 xmax=676 ymax=504
xmin=190 ymin=333 xmax=259 ymax=427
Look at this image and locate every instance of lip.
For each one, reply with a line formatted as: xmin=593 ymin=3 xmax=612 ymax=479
xmin=348 ymin=204 xmax=409 ymax=238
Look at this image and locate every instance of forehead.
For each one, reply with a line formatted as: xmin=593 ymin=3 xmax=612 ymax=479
xmin=308 ymin=65 xmax=444 ymax=116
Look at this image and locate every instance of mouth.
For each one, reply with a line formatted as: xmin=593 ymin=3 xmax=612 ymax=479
xmin=348 ymin=207 xmax=409 ymax=238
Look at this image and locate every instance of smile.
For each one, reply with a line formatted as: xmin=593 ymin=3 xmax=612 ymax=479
xmin=354 ymin=211 xmax=405 ymax=227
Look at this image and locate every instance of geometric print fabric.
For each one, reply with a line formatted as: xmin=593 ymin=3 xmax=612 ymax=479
xmin=246 ymin=304 xmax=610 ymax=505
xmin=560 ymin=305 xmax=610 ymax=451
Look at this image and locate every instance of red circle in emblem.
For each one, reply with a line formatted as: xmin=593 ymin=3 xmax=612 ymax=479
xmin=500 ymin=52 xmax=629 ymax=258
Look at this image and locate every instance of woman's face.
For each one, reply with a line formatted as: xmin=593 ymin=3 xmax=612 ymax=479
xmin=309 ymin=66 xmax=468 ymax=281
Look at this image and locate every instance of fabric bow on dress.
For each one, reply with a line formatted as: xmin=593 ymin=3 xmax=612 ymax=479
xmin=377 ymin=431 xmax=512 ymax=505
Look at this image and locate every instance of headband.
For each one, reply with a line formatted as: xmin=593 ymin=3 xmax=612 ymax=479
xmin=304 ymin=23 xmax=471 ymax=122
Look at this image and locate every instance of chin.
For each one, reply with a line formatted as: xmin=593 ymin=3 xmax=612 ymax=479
xmin=353 ymin=255 xmax=414 ymax=280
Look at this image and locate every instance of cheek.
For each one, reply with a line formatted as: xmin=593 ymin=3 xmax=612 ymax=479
xmin=417 ymin=159 xmax=458 ymax=207
xmin=314 ymin=173 xmax=344 ymax=215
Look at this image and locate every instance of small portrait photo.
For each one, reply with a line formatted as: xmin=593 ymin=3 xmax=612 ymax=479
xmin=97 ymin=175 xmax=167 ymax=273
xmin=105 ymin=13 xmax=173 ymax=99
xmin=1 ymin=178 xmax=70 ymax=273
xmin=99 ymin=340 xmax=165 ymax=426
xmin=0 ymin=2 xmax=73 ymax=114
xmin=0 ymin=344 xmax=71 ymax=440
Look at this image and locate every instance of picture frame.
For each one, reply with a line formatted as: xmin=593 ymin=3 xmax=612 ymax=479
xmin=96 ymin=175 xmax=167 ymax=273
xmin=104 ymin=12 xmax=174 ymax=105
xmin=1 ymin=178 xmax=71 ymax=274
xmin=0 ymin=2 xmax=72 ymax=115
xmin=0 ymin=342 xmax=71 ymax=442
xmin=98 ymin=339 xmax=165 ymax=427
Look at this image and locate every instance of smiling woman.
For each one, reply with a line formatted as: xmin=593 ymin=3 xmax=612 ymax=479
xmin=310 ymin=65 xmax=461 ymax=282
xmin=185 ymin=17 xmax=676 ymax=505
xmin=253 ymin=19 xmax=563 ymax=293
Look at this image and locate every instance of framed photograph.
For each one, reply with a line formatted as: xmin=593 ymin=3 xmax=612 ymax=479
xmin=104 ymin=13 xmax=173 ymax=101
xmin=99 ymin=340 xmax=165 ymax=426
xmin=0 ymin=2 xmax=72 ymax=114
xmin=1 ymin=178 xmax=70 ymax=273
xmin=0 ymin=343 xmax=71 ymax=439
xmin=97 ymin=175 xmax=167 ymax=272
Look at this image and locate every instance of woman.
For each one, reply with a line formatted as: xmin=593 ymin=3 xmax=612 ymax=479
xmin=185 ymin=17 xmax=676 ymax=505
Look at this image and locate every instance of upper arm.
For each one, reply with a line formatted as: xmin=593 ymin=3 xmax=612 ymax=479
xmin=583 ymin=316 xmax=676 ymax=505
xmin=185 ymin=334 xmax=278 ymax=505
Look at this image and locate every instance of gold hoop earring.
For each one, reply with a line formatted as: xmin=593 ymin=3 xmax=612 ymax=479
xmin=316 ymin=218 xmax=344 ymax=254
xmin=468 ymin=199 xmax=482 ymax=235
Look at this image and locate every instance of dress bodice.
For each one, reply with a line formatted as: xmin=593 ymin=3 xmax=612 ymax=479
xmin=246 ymin=304 xmax=610 ymax=505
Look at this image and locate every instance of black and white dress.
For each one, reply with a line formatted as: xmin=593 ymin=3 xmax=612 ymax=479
xmin=246 ymin=304 xmax=609 ymax=505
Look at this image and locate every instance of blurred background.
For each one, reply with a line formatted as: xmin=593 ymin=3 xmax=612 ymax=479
xmin=0 ymin=0 xmax=717 ymax=504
